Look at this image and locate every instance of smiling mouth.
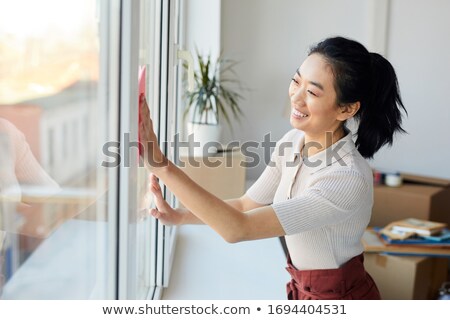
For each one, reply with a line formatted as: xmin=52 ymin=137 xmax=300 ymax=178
xmin=292 ymin=109 xmax=309 ymax=118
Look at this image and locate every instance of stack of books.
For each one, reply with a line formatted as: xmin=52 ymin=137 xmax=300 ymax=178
xmin=362 ymin=218 xmax=450 ymax=257
xmin=381 ymin=218 xmax=447 ymax=240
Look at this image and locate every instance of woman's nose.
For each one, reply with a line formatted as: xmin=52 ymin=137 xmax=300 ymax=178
xmin=291 ymin=87 xmax=306 ymax=105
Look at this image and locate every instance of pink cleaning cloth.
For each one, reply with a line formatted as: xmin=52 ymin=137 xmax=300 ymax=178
xmin=138 ymin=66 xmax=146 ymax=156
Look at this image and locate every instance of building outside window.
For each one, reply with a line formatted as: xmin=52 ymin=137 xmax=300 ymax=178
xmin=0 ymin=0 xmax=182 ymax=299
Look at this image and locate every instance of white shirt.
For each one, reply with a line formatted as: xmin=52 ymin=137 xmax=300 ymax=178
xmin=246 ymin=129 xmax=373 ymax=270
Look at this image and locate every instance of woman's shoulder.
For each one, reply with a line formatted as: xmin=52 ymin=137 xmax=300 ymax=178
xmin=0 ymin=118 xmax=24 ymax=142
xmin=0 ymin=118 xmax=16 ymax=132
xmin=317 ymin=150 xmax=373 ymax=187
xmin=272 ymin=129 xmax=304 ymax=160
xmin=277 ymin=129 xmax=303 ymax=144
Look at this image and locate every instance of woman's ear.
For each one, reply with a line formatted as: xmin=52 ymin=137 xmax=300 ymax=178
xmin=337 ymin=101 xmax=360 ymax=121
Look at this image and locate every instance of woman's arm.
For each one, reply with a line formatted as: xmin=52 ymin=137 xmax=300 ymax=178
xmin=139 ymin=96 xmax=284 ymax=242
xmin=153 ymin=162 xmax=284 ymax=243
xmin=149 ymin=174 xmax=266 ymax=225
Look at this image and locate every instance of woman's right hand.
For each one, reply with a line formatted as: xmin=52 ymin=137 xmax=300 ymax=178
xmin=149 ymin=174 xmax=184 ymax=226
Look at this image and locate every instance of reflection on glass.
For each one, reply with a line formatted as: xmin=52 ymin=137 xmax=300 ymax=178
xmin=0 ymin=0 xmax=110 ymax=299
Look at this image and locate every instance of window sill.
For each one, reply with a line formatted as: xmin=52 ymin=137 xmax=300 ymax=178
xmin=162 ymin=225 xmax=289 ymax=300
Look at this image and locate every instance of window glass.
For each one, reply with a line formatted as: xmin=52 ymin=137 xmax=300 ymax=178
xmin=0 ymin=0 xmax=115 ymax=299
xmin=131 ymin=0 xmax=159 ymax=299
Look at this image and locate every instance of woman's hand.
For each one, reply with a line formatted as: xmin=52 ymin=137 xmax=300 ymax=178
xmin=139 ymin=94 xmax=168 ymax=171
xmin=149 ymin=173 xmax=184 ymax=226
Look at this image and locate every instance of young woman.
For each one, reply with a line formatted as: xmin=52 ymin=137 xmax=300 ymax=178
xmin=139 ymin=36 xmax=407 ymax=300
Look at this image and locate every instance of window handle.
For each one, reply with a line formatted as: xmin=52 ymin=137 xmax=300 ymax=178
xmin=177 ymin=49 xmax=195 ymax=92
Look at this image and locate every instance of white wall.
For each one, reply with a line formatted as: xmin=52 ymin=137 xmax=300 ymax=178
xmin=370 ymin=0 xmax=450 ymax=179
xmin=180 ymin=0 xmax=221 ymax=140
xmin=183 ymin=0 xmax=221 ymax=59
xmin=221 ymin=0 xmax=371 ymax=180
xmin=221 ymin=0 xmax=450 ymax=181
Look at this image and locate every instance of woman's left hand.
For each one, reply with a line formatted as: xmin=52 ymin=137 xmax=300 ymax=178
xmin=138 ymin=94 xmax=168 ymax=171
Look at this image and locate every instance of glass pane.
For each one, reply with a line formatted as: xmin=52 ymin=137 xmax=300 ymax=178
xmin=163 ymin=0 xmax=181 ymax=287
xmin=135 ymin=0 xmax=158 ymax=299
xmin=0 ymin=0 xmax=115 ymax=299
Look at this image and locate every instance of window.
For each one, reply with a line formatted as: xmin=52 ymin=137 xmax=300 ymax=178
xmin=0 ymin=0 xmax=116 ymax=299
xmin=0 ymin=0 xmax=182 ymax=299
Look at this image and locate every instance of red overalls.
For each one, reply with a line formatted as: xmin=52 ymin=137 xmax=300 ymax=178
xmin=286 ymin=254 xmax=381 ymax=300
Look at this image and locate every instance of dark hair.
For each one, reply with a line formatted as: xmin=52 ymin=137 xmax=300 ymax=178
xmin=309 ymin=36 xmax=407 ymax=158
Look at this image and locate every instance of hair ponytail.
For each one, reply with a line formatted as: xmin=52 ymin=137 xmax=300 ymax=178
xmin=309 ymin=37 xmax=407 ymax=158
xmin=355 ymin=52 xmax=407 ymax=158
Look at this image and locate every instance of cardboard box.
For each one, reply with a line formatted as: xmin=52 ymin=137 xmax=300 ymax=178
xmin=364 ymin=253 xmax=448 ymax=299
xmin=179 ymin=149 xmax=246 ymax=200
xmin=370 ymin=173 xmax=450 ymax=227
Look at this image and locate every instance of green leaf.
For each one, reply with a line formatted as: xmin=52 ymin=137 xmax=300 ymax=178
xmin=182 ymin=49 xmax=247 ymax=130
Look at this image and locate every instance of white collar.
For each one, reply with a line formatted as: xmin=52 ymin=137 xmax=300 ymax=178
xmin=287 ymin=130 xmax=356 ymax=174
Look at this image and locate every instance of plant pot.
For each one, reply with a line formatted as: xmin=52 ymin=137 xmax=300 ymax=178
xmin=187 ymin=122 xmax=222 ymax=156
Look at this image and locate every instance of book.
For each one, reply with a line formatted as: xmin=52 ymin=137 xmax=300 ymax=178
xmin=377 ymin=230 xmax=450 ymax=247
xmin=380 ymin=223 xmax=415 ymax=240
xmin=362 ymin=229 xmax=450 ymax=257
xmin=390 ymin=218 xmax=446 ymax=236
xmin=421 ymin=229 xmax=450 ymax=242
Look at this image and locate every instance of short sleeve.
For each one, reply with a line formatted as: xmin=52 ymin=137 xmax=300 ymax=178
xmin=245 ymin=156 xmax=281 ymax=205
xmin=271 ymin=170 xmax=370 ymax=235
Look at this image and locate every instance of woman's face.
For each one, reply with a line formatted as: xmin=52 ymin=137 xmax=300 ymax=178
xmin=289 ymin=53 xmax=344 ymax=137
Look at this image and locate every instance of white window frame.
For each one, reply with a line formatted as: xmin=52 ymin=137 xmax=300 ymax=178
xmin=98 ymin=0 xmax=121 ymax=300
xmin=117 ymin=0 xmax=180 ymax=300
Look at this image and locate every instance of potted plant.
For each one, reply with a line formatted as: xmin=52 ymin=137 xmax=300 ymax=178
xmin=183 ymin=51 xmax=244 ymax=154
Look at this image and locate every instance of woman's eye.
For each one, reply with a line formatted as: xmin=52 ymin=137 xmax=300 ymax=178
xmin=307 ymin=90 xmax=317 ymax=97
xmin=291 ymin=78 xmax=299 ymax=84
